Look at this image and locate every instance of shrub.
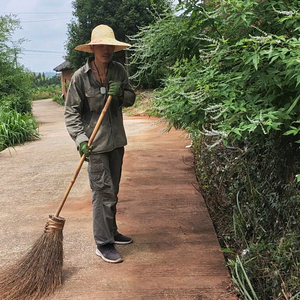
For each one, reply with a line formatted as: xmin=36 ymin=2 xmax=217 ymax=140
xmin=131 ymin=0 xmax=300 ymax=297
xmin=194 ymin=132 xmax=300 ymax=298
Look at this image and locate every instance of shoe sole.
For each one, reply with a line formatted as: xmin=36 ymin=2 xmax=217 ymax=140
xmin=114 ymin=238 xmax=133 ymax=245
xmin=95 ymin=249 xmax=123 ymax=263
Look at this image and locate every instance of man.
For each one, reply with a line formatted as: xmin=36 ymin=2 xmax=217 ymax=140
xmin=64 ymin=24 xmax=136 ymax=263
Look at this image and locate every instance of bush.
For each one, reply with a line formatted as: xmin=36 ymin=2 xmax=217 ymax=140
xmin=194 ymin=132 xmax=300 ymax=298
xmin=131 ymin=0 xmax=300 ymax=298
xmin=0 ymin=14 xmax=40 ymax=151
xmin=0 ymin=94 xmax=32 ymax=114
xmin=52 ymin=94 xmax=65 ymax=106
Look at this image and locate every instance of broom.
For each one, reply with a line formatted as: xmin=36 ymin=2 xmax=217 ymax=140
xmin=0 ymin=95 xmax=113 ymax=300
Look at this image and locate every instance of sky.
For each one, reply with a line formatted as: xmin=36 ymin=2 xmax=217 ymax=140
xmin=0 ymin=0 xmax=73 ymax=73
xmin=0 ymin=0 xmax=181 ymax=74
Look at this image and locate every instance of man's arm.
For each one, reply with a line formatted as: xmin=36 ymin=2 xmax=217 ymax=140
xmin=64 ymin=75 xmax=89 ymax=148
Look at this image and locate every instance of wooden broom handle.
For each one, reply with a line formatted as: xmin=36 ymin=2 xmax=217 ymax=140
xmin=55 ymin=95 xmax=112 ymax=217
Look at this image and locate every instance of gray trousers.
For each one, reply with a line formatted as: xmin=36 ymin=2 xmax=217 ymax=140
xmin=88 ymin=147 xmax=124 ymax=246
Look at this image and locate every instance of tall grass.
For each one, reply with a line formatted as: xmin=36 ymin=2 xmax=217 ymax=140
xmin=0 ymin=108 xmax=39 ymax=151
xmin=228 ymin=255 xmax=258 ymax=300
xmin=31 ymin=85 xmax=61 ymax=101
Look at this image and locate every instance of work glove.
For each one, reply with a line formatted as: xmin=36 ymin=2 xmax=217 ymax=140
xmin=108 ymin=81 xmax=122 ymax=97
xmin=78 ymin=141 xmax=91 ymax=157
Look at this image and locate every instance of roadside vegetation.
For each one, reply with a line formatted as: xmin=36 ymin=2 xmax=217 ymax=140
xmin=0 ymin=14 xmax=63 ymax=152
xmin=30 ymin=74 xmax=63 ymax=105
xmin=30 ymin=72 xmax=61 ymax=102
xmin=130 ymin=0 xmax=300 ymax=299
xmin=0 ymin=15 xmax=38 ymax=151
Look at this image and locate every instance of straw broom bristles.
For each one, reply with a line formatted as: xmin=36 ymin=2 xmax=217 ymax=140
xmin=0 ymin=215 xmax=65 ymax=300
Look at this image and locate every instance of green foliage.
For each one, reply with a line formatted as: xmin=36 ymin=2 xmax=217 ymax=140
xmin=0 ymin=67 xmax=34 ymax=114
xmin=132 ymin=0 xmax=300 ymax=142
xmin=65 ymin=0 xmax=172 ymax=70
xmin=227 ymin=255 xmax=258 ymax=300
xmin=0 ymin=14 xmax=23 ymax=64
xmin=0 ymin=93 xmax=32 ymax=114
xmin=30 ymin=72 xmax=61 ymax=87
xmin=0 ymin=14 xmax=38 ymax=151
xmin=0 ymin=108 xmax=39 ymax=151
xmin=29 ymin=73 xmax=62 ymax=104
xmin=146 ymin=7 xmax=300 ymax=145
xmin=31 ymin=85 xmax=61 ymax=101
xmin=129 ymin=12 xmax=197 ymax=88
xmin=52 ymin=94 xmax=65 ymax=106
xmin=131 ymin=0 xmax=300 ymax=298
xmin=194 ymin=133 xmax=300 ymax=298
xmin=0 ymin=15 xmax=33 ymax=115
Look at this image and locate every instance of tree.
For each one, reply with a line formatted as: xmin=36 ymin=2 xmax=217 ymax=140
xmin=0 ymin=14 xmax=33 ymax=114
xmin=0 ymin=14 xmax=38 ymax=151
xmin=30 ymin=72 xmax=61 ymax=87
xmin=65 ymin=0 xmax=172 ymax=70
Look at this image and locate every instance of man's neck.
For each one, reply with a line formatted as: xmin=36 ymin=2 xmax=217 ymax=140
xmin=94 ymin=59 xmax=109 ymax=72
xmin=93 ymin=59 xmax=109 ymax=83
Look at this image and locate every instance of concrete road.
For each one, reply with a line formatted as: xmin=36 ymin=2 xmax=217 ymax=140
xmin=0 ymin=99 xmax=237 ymax=300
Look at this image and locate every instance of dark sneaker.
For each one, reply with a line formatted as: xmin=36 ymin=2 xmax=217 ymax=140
xmin=114 ymin=233 xmax=133 ymax=245
xmin=96 ymin=244 xmax=123 ymax=263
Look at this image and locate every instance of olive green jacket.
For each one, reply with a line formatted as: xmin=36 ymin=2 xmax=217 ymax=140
xmin=64 ymin=59 xmax=136 ymax=153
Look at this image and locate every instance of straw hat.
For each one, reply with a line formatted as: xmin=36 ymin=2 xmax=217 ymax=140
xmin=75 ymin=24 xmax=130 ymax=53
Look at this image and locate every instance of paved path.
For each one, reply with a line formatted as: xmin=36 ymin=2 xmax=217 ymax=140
xmin=0 ymin=99 xmax=237 ymax=299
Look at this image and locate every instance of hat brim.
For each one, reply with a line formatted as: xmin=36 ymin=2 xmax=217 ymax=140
xmin=75 ymin=39 xmax=130 ymax=53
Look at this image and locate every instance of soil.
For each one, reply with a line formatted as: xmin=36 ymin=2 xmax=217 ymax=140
xmin=0 ymin=99 xmax=238 ymax=300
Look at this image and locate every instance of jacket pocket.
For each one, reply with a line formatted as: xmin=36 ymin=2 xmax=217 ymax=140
xmin=85 ymin=87 xmax=105 ymax=112
xmin=88 ymin=156 xmax=113 ymax=192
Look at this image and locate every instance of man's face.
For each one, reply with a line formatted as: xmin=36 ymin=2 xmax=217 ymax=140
xmin=92 ymin=45 xmax=115 ymax=64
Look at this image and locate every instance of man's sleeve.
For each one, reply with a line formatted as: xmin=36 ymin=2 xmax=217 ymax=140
xmin=64 ymin=75 xmax=89 ymax=148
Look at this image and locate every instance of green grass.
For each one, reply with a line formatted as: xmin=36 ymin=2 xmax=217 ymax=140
xmin=0 ymin=108 xmax=39 ymax=151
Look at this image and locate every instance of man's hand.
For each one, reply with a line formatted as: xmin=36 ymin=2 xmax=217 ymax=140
xmin=79 ymin=141 xmax=91 ymax=157
xmin=108 ymin=81 xmax=122 ymax=96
